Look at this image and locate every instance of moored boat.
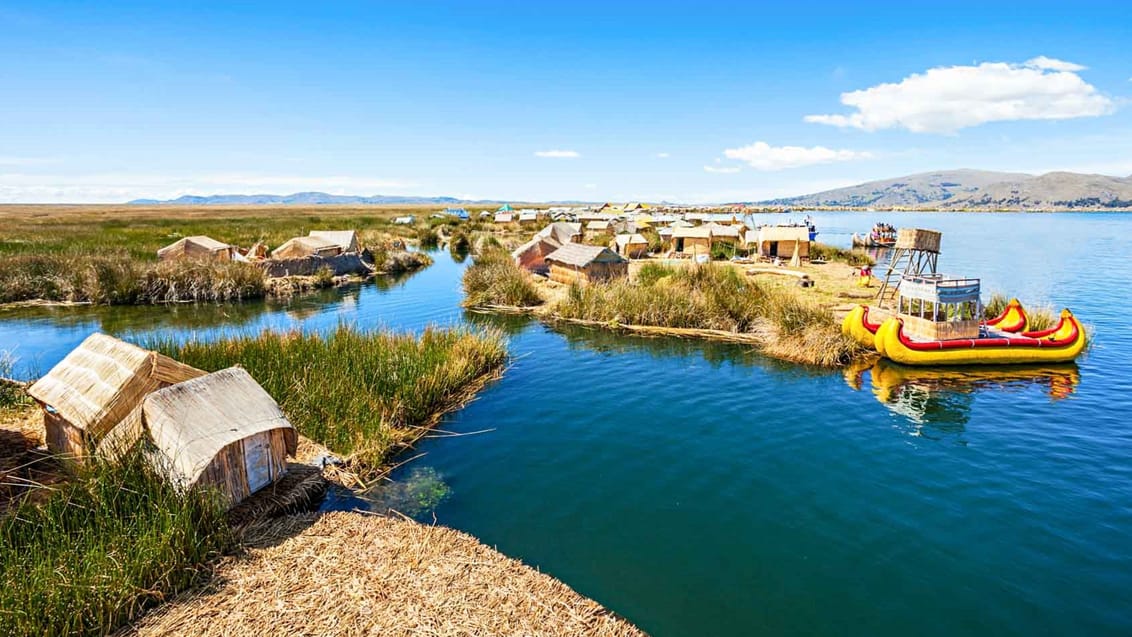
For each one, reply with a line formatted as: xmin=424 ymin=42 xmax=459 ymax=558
xmin=841 ymin=297 xmax=1033 ymax=350
xmin=851 ymin=222 xmax=896 ymax=248
xmin=875 ymin=309 xmax=1087 ymax=366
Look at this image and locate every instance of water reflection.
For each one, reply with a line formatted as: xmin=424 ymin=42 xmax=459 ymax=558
xmin=847 ymin=359 xmax=1081 ymax=439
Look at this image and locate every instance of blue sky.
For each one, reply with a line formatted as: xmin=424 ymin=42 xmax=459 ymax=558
xmin=2 ymin=1 xmax=1131 ymax=203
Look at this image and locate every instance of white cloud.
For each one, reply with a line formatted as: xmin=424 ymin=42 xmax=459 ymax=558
xmin=0 ymin=172 xmax=420 ymax=203
xmin=703 ymin=165 xmax=741 ymax=174
xmin=656 ymin=152 xmax=670 ymax=158
xmin=722 ymin=141 xmax=872 ymax=171
xmin=1024 ymin=56 xmax=1086 ymax=72
xmin=805 ymin=58 xmax=1113 ymax=134
xmin=583 ymin=183 xmax=598 ymax=189
xmin=534 ymin=150 xmax=580 ymax=158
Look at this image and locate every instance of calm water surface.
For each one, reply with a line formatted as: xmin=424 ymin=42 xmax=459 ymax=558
xmin=3 ymin=212 xmax=1131 ymax=636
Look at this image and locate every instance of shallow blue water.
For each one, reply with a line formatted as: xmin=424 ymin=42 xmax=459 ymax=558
xmin=3 ymin=213 xmax=1131 ymax=636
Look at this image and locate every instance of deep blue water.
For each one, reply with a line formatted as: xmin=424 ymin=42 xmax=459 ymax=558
xmin=3 ymin=212 xmax=1131 ymax=636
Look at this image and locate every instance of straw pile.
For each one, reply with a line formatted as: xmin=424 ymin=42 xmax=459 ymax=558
xmin=127 ymin=511 xmax=645 ymax=637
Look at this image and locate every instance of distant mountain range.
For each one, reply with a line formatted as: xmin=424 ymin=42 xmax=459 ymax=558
xmin=762 ymin=169 xmax=1132 ymax=210
xmin=127 ymin=192 xmax=466 ymax=205
xmin=127 ymin=169 xmax=1132 ymax=210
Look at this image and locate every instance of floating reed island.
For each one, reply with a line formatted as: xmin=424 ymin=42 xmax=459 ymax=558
xmin=0 ymin=205 xmax=441 ymax=307
xmin=0 ymin=324 xmax=640 ymax=637
xmin=463 ymin=243 xmax=873 ymax=368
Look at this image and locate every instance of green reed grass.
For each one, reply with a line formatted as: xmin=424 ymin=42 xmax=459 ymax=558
xmin=553 ymin=263 xmax=861 ymax=366
xmin=151 ymin=325 xmax=507 ymax=468
xmin=809 ymin=242 xmax=875 ymax=266
xmin=0 ymin=452 xmax=231 ymax=637
xmin=462 ymin=247 xmax=544 ymax=308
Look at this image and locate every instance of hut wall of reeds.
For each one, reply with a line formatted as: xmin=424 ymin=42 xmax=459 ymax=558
xmin=544 ymin=244 xmax=628 ymax=284
xmin=26 ymin=334 xmax=205 ymax=462
xmin=258 ymin=252 xmax=373 ymax=277
xmin=156 ymin=236 xmax=236 ymax=262
xmin=614 ymin=233 xmax=649 ymax=258
xmin=755 ymin=226 xmax=810 ymax=260
xmin=143 ymin=367 xmax=296 ymax=505
xmin=672 ymin=227 xmax=712 ymax=257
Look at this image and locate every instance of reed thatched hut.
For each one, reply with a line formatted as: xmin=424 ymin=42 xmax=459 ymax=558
xmin=494 ymin=212 xmax=514 ymax=223
xmin=308 ymin=230 xmax=359 ymax=253
xmin=511 ymin=237 xmax=560 ymax=273
xmin=143 ymin=367 xmax=297 ymax=505
xmin=535 ymin=222 xmax=583 ymax=245
xmin=755 ymin=226 xmax=810 ymax=260
xmin=26 ymin=334 xmax=205 ymax=462
xmin=544 ymin=243 xmax=628 ymax=284
xmin=585 ymin=220 xmax=614 ymax=238
xmin=271 ymin=235 xmax=343 ymax=260
xmin=672 ymin=226 xmax=712 ymax=257
xmin=156 ymin=236 xmax=236 ymax=262
xmin=614 ymin=233 xmax=650 ymax=258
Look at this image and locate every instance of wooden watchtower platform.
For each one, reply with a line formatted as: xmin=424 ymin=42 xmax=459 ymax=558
xmin=876 ymin=228 xmax=941 ymax=308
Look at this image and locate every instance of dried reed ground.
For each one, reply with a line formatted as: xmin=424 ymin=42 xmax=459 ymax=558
xmin=126 ymin=511 xmax=644 ymax=637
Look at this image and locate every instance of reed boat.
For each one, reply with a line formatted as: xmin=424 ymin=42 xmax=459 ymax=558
xmin=841 ymin=298 xmax=1032 ymax=350
xmin=983 ymin=297 xmax=1029 ymax=333
xmin=874 ymin=309 xmax=1087 ymax=366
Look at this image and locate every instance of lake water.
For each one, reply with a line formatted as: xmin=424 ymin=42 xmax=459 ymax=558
xmin=3 ymin=212 xmax=1131 ymax=636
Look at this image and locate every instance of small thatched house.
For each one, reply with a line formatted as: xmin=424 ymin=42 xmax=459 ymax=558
xmin=143 ymin=367 xmax=297 ymax=505
xmin=535 ymin=222 xmax=583 ymax=245
xmin=494 ymin=212 xmax=514 ymax=223
xmin=309 ymin=230 xmax=360 ymax=253
xmin=755 ymin=226 xmax=810 ymax=260
xmin=518 ymin=210 xmax=539 ymax=225
xmin=511 ymin=237 xmax=560 ymax=273
xmin=672 ymin=226 xmax=712 ymax=257
xmin=585 ymin=220 xmax=614 ymax=238
xmin=544 ymin=243 xmax=628 ymax=284
xmin=614 ymin=233 xmax=650 ymax=259
xmin=26 ymin=334 xmax=205 ymax=461
xmin=705 ymin=223 xmax=745 ymax=247
xmin=271 ymin=235 xmax=343 ymax=260
xmin=156 ymin=236 xmax=236 ymax=262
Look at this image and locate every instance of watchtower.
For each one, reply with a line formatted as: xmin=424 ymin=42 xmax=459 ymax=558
xmin=876 ymin=228 xmax=941 ymax=308
xmin=896 ymin=274 xmax=982 ymax=341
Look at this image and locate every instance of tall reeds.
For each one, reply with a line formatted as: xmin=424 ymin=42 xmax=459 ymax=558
xmin=0 ymin=452 xmax=231 ymax=636
xmin=554 ymin=263 xmax=861 ymax=366
xmin=462 ymin=247 xmax=544 ymax=308
xmin=151 ymin=325 xmax=508 ymax=469
xmin=0 ymin=254 xmax=267 ymax=305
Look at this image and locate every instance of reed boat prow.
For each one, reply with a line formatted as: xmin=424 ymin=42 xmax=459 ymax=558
xmin=985 ymin=298 xmax=1029 ymax=333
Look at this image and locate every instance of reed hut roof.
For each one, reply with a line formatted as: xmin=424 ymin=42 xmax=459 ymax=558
xmin=271 ymin=235 xmax=340 ymax=258
xmin=586 ymin=220 xmax=612 ymax=230
xmin=535 ymin=222 xmax=582 ymax=245
xmin=705 ymin=223 xmax=743 ymax=238
xmin=670 ymin=219 xmax=695 ymax=228
xmin=144 ymin=367 xmax=297 ymax=492
xmin=614 ymin=233 xmax=649 ymax=249
xmin=26 ymin=334 xmax=205 ymax=439
xmin=511 ymin=237 xmax=559 ymax=261
xmin=156 ymin=236 xmax=234 ymax=260
xmin=758 ymin=225 xmax=810 ymax=242
xmin=307 ymin=230 xmax=358 ymax=252
xmin=494 ymin=212 xmax=514 ymax=223
xmin=673 ymin=226 xmax=712 ymax=239
xmin=545 ymin=243 xmax=627 ymax=268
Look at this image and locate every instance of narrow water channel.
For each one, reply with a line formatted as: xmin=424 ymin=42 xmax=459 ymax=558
xmin=3 ymin=212 xmax=1131 ymax=636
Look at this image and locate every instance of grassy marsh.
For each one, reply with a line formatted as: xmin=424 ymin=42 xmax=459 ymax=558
xmin=151 ymin=325 xmax=508 ymax=470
